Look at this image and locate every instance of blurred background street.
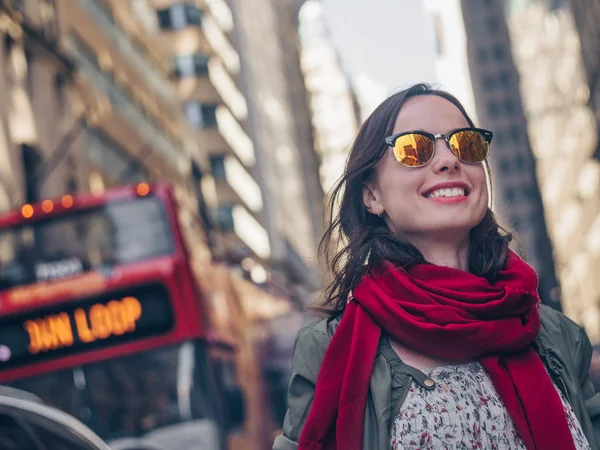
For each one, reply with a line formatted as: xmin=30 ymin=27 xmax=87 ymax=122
xmin=0 ymin=0 xmax=599 ymax=449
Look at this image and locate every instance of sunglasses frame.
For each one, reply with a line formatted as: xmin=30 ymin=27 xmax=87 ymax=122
xmin=384 ymin=127 xmax=494 ymax=167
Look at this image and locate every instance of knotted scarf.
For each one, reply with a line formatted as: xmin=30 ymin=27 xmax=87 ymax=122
xmin=298 ymin=251 xmax=575 ymax=450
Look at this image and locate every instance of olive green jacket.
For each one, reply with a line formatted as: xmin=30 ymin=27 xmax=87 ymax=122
xmin=273 ymin=305 xmax=600 ymax=450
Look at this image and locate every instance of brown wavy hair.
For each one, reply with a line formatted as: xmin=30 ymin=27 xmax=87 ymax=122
xmin=318 ymin=83 xmax=514 ymax=313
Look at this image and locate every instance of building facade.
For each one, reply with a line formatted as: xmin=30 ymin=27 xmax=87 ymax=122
xmin=425 ymin=0 xmax=478 ymax=120
xmin=150 ymin=0 xmax=325 ymax=301
xmin=1 ymin=0 xmax=329 ymax=304
xmin=448 ymin=0 xmax=561 ymax=312
xmin=570 ymin=0 xmax=600 ymax=163
xmin=297 ymin=0 xmax=362 ymax=194
xmin=505 ymin=0 xmax=600 ymax=338
xmin=149 ymin=0 xmax=272 ymax=269
xmin=430 ymin=0 xmax=600 ymax=332
xmin=0 ymin=0 xmax=78 ymax=210
xmin=0 ymin=0 xmax=206 ymax=208
xmin=227 ymin=0 xmax=326 ymax=298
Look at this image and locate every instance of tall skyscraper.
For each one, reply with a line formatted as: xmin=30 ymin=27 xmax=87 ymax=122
xmin=226 ymin=0 xmax=326 ymax=300
xmin=297 ymin=0 xmax=362 ymax=194
xmin=430 ymin=0 xmax=600 ymax=336
xmin=151 ymin=0 xmax=325 ymax=302
xmin=507 ymin=0 xmax=599 ymax=336
xmin=430 ymin=0 xmax=562 ymax=311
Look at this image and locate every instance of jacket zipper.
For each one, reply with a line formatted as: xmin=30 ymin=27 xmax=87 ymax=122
xmin=550 ymin=358 xmax=572 ymax=406
xmin=543 ymin=349 xmax=572 ymax=406
xmin=388 ymin=376 xmax=412 ymax=443
xmin=558 ymin=375 xmax=572 ymax=406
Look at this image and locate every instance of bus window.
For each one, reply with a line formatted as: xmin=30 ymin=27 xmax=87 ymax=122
xmin=0 ymin=197 xmax=174 ymax=290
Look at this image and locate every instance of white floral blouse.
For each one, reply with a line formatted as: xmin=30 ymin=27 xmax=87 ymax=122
xmin=390 ymin=362 xmax=590 ymax=450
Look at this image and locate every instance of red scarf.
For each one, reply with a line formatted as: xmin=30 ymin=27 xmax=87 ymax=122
xmin=298 ymin=251 xmax=575 ymax=450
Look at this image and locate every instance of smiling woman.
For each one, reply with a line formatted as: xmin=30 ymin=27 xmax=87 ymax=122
xmin=273 ymin=83 xmax=600 ymax=450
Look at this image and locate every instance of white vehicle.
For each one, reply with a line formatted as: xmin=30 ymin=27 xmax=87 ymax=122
xmin=0 ymin=386 xmax=110 ymax=450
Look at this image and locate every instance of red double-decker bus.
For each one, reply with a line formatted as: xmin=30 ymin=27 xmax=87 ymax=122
xmin=0 ymin=183 xmax=302 ymax=450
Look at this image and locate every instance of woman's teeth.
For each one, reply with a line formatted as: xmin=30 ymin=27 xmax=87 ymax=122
xmin=426 ymin=188 xmax=466 ymax=198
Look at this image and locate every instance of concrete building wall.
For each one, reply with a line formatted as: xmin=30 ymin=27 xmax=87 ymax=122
xmin=298 ymin=0 xmax=361 ymax=195
xmin=506 ymin=0 xmax=600 ymax=339
xmin=459 ymin=0 xmax=562 ymax=310
xmin=229 ymin=0 xmax=324 ymax=292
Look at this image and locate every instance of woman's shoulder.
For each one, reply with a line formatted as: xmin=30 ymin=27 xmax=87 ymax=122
xmin=538 ymin=304 xmax=592 ymax=364
xmin=296 ymin=313 xmax=342 ymax=343
xmin=539 ymin=304 xmax=585 ymax=341
xmin=289 ymin=314 xmax=342 ymax=374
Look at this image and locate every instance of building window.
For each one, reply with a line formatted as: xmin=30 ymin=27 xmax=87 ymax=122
xmin=504 ymin=186 xmax=516 ymax=203
xmin=173 ymin=53 xmax=210 ymax=78
xmin=499 ymin=157 xmax=512 ymax=174
xmin=157 ymin=3 xmax=203 ymax=30
xmin=191 ymin=162 xmax=215 ymax=237
xmin=487 ymin=101 xmax=500 ymax=118
xmin=494 ymin=130 xmax=505 ymax=146
xmin=529 ymin=210 xmax=540 ymax=229
xmin=487 ymin=16 xmax=501 ymax=34
xmin=492 ymin=43 xmax=506 ymax=61
xmin=498 ymin=71 xmax=511 ymax=87
xmin=21 ymin=145 xmax=43 ymax=204
xmin=477 ymin=48 xmax=488 ymax=63
xmin=210 ymin=155 xmax=226 ymax=179
xmin=515 ymin=153 xmax=527 ymax=169
xmin=505 ymin=99 xmax=516 ymax=115
xmin=215 ymin=205 xmax=234 ymax=231
xmin=510 ymin=124 xmax=521 ymax=141
xmin=482 ymin=74 xmax=494 ymax=89
xmin=525 ymin=185 xmax=540 ymax=201
xmin=185 ymin=103 xmax=218 ymax=128
xmin=54 ymin=74 xmax=66 ymax=116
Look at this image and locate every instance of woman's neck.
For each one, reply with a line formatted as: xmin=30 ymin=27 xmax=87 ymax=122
xmin=410 ymin=236 xmax=470 ymax=271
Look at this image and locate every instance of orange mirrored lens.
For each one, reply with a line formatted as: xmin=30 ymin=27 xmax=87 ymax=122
xmin=448 ymin=130 xmax=489 ymax=162
xmin=392 ymin=133 xmax=434 ymax=167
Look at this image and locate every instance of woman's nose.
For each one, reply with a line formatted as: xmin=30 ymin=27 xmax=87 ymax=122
xmin=430 ymin=138 xmax=461 ymax=173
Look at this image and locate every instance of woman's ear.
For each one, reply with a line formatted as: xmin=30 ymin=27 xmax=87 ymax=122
xmin=362 ymin=182 xmax=384 ymax=216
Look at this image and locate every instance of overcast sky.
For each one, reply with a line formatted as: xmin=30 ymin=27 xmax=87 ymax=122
xmin=321 ymin=0 xmax=437 ymax=100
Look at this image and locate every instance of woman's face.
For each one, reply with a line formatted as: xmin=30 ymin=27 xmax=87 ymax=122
xmin=362 ymin=95 xmax=489 ymax=243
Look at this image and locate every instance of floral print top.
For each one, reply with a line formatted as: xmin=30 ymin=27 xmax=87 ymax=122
xmin=390 ymin=362 xmax=590 ymax=450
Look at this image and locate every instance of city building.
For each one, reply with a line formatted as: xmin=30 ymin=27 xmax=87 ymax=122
xmin=0 ymin=0 xmax=208 ymax=229
xmin=570 ymin=0 xmax=600 ymax=162
xmin=428 ymin=0 xmax=562 ymax=311
xmin=425 ymin=0 xmax=478 ymax=120
xmin=429 ymin=0 xmax=600 ymax=333
xmin=0 ymin=0 xmax=79 ymax=210
xmin=298 ymin=0 xmax=362 ymax=194
xmin=568 ymin=0 xmax=600 ymax=338
xmin=149 ymin=0 xmax=271 ymax=270
xmin=461 ymin=1 xmax=563 ymax=315
xmin=504 ymin=0 xmax=600 ymax=338
xmin=150 ymin=0 xmax=325 ymax=302
xmin=228 ymin=0 xmax=326 ymax=300
xmin=1 ymin=0 xmax=328 ymax=304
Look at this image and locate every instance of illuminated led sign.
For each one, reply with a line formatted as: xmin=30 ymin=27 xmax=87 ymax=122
xmin=0 ymin=284 xmax=173 ymax=370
